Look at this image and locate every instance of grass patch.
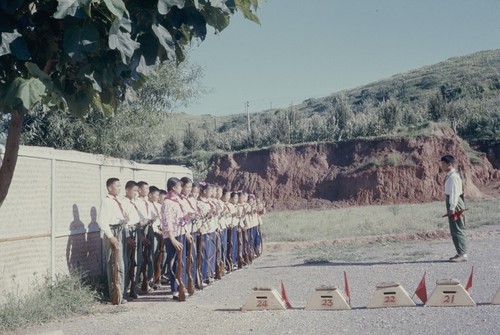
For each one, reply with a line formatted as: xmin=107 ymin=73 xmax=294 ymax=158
xmin=0 ymin=272 xmax=100 ymax=332
xmin=262 ymin=198 xmax=500 ymax=243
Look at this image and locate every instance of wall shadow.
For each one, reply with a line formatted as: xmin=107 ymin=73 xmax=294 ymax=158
xmin=86 ymin=206 xmax=102 ymax=275
xmin=65 ymin=205 xmax=102 ymax=277
xmin=66 ymin=204 xmax=87 ymax=272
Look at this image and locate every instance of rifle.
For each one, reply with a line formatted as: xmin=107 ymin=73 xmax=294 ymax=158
xmin=442 ymin=209 xmax=468 ymax=223
xmin=176 ymin=240 xmax=186 ymax=302
xmin=196 ymin=232 xmax=203 ymax=290
xmin=186 ymin=235 xmax=195 ymax=295
xmin=153 ymin=235 xmax=164 ymax=286
xmin=216 ymin=215 xmax=227 ymax=278
xmin=111 ymin=247 xmax=121 ymax=305
xmin=128 ymin=232 xmax=137 ymax=297
xmin=215 ymin=231 xmax=222 ymax=280
xmin=237 ymin=225 xmax=243 ymax=269
xmin=248 ymin=226 xmax=254 ymax=264
xmin=226 ymin=227 xmax=233 ymax=273
xmin=140 ymin=226 xmax=150 ymax=292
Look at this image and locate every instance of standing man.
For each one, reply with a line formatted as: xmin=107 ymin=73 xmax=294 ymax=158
xmin=149 ymin=185 xmax=163 ymax=290
xmin=97 ymin=177 xmax=129 ymax=304
xmin=136 ymin=181 xmax=154 ymax=292
xmin=123 ymin=180 xmax=143 ymax=299
xmin=441 ymin=155 xmax=468 ymax=262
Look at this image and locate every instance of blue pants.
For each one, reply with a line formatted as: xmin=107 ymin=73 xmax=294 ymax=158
xmin=231 ymin=226 xmax=239 ymax=266
xmin=220 ymin=229 xmax=228 ymax=268
xmin=254 ymin=226 xmax=262 ymax=256
xmin=165 ymin=235 xmax=187 ymax=294
xmin=202 ymin=233 xmax=216 ymax=280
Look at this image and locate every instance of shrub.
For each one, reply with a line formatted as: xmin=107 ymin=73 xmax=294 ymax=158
xmin=0 ymin=272 xmax=100 ymax=332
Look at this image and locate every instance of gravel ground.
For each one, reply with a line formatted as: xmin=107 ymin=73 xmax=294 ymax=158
xmin=10 ymin=225 xmax=500 ymax=335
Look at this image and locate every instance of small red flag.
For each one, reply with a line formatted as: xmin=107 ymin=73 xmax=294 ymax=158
xmin=280 ymin=280 xmax=292 ymax=309
xmin=414 ymin=271 xmax=427 ymax=304
xmin=343 ymin=271 xmax=351 ymax=305
xmin=465 ymin=266 xmax=474 ymax=292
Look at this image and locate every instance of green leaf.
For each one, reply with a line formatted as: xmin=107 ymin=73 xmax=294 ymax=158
xmin=151 ymin=24 xmax=175 ymax=60
xmin=202 ymin=5 xmax=230 ymax=32
xmin=84 ymin=72 xmax=102 ymax=92
xmin=103 ymin=0 xmax=128 ymax=19
xmin=63 ymin=25 xmax=100 ymax=61
xmin=207 ymin=0 xmax=226 ymax=10
xmin=235 ymin=0 xmax=259 ymax=24
xmin=67 ymin=91 xmax=91 ymax=116
xmin=47 ymin=90 xmax=69 ymax=112
xmin=0 ymin=30 xmax=30 ymax=60
xmin=158 ymin=0 xmax=186 ymax=15
xmin=53 ymin=0 xmax=92 ymax=19
xmin=90 ymin=90 xmax=115 ymax=116
xmin=25 ymin=62 xmax=53 ymax=90
xmin=108 ymin=19 xmax=140 ymax=64
xmin=4 ymin=77 xmax=47 ymax=110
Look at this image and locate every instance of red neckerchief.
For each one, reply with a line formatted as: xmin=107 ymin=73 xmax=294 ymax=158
xmin=200 ymin=196 xmax=215 ymax=212
xmin=110 ymin=195 xmax=125 ymax=218
xmin=165 ymin=191 xmax=185 ymax=214
xmin=127 ymin=197 xmax=139 ymax=211
xmin=138 ymin=197 xmax=149 ymax=213
xmin=152 ymin=201 xmax=160 ymax=217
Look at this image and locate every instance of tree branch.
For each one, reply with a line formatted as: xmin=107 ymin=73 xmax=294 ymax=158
xmin=0 ymin=110 xmax=24 ymax=208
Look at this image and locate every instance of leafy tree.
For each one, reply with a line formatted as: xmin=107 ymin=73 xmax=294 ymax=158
xmin=379 ymin=98 xmax=402 ymax=131
xmin=163 ymin=134 xmax=182 ymax=157
xmin=182 ymin=125 xmax=201 ymax=154
xmin=0 ymin=0 xmax=260 ymax=207
xmin=134 ymin=58 xmax=209 ymax=113
xmin=19 ymin=55 xmax=207 ymax=160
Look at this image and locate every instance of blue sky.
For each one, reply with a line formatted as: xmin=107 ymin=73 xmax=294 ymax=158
xmin=187 ymin=0 xmax=500 ymax=115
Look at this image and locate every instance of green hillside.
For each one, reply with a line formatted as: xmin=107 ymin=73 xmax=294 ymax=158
xmin=165 ymin=49 xmax=500 ymax=158
xmin=298 ymin=49 xmax=500 ymax=113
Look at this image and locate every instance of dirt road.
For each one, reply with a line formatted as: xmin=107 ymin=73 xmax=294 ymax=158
xmin=13 ymin=226 xmax=500 ymax=335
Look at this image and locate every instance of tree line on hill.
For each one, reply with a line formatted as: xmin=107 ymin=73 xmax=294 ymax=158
xmin=12 ymin=53 xmax=500 ymax=162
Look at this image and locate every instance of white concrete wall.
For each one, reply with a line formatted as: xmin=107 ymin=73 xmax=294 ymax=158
xmin=0 ymin=146 xmax=192 ymax=295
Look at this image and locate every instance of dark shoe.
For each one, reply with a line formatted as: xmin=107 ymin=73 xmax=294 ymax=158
xmin=129 ymin=292 xmax=139 ymax=299
xmin=450 ymin=254 xmax=468 ymax=262
xmin=449 ymin=254 xmax=459 ymax=261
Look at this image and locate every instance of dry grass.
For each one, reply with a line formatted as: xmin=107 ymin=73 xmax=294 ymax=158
xmin=0 ymin=272 xmax=100 ymax=332
xmin=262 ymin=198 xmax=500 ymax=243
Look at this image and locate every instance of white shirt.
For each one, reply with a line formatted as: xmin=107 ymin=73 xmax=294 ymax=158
xmin=444 ymin=168 xmax=463 ymax=210
xmin=123 ymin=198 xmax=141 ymax=229
xmin=150 ymin=201 xmax=162 ymax=233
xmin=135 ymin=197 xmax=152 ymax=220
xmin=98 ymin=194 xmax=126 ymax=238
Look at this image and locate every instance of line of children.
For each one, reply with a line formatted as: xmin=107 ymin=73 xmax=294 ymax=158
xmin=98 ymin=176 xmax=266 ymax=304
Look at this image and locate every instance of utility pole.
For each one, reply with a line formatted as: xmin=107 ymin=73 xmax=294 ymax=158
xmin=246 ymin=101 xmax=250 ymax=139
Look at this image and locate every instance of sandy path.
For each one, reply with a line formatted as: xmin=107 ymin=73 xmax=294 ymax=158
xmin=11 ymin=225 xmax=500 ymax=335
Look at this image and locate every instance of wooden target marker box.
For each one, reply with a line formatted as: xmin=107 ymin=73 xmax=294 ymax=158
xmin=491 ymin=287 xmax=500 ymax=305
xmin=305 ymin=286 xmax=351 ymax=310
xmin=367 ymin=282 xmax=416 ymax=308
xmin=425 ymin=279 xmax=475 ymax=307
xmin=241 ymin=287 xmax=287 ymax=311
